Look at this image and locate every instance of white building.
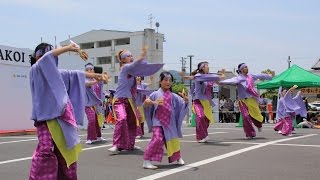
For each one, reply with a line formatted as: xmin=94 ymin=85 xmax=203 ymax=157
xmin=60 ymin=28 xmax=165 ymax=90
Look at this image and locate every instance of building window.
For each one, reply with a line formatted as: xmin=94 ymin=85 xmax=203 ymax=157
xmin=156 ymin=39 xmax=159 ymax=49
xmin=115 ymin=38 xmax=130 ymax=45
xmin=97 ymin=40 xmax=111 ymax=47
xmin=97 ymin=56 xmax=112 ymax=64
xmin=80 ymin=42 xmax=94 ymax=49
xmin=114 ymin=76 xmax=118 ymax=83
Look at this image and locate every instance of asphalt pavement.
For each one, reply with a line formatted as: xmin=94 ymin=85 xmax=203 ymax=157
xmin=0 ymin=123 xmax=319 ymax=180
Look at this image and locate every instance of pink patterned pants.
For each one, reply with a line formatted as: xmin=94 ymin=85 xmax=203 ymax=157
xmin=193 ymin=100 xmax=210 ymax=141
xmin=29 ymin=122 xmax=77 ymax=180
xmin=239 ymin=101 xmax=262 ymax=138
xmin=112 ymin=98 xmax=137 ymax=150
xmin=85 ymin=106 xmax=102 ymax=141
xmin=136 ymin=122 xmax=145 ymax=136
xmin=280 ymin=116 xmax=293 ymax=135
xmin=144 ymin=127 xmax=181 ymax=163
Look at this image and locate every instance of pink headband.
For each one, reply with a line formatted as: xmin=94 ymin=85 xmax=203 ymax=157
xmin=238 ymin=63 xmax=247 ymax=71
xmin=85 ymin=64 xmax=94 ymax=69
xmin=35 ymin=45 xmax=53 ymax=57
xmin=199 ymin=63 xmax=208 ymax=71
xmin=120 ymin=50 xmax=132 ymax=60
xmin=164 ymin=74 xmax=172 ymax=81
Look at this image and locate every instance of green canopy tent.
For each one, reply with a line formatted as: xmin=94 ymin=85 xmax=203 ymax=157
xmin=257 ymin=65 xmax=320 ymax=89
xmin=257 ymin=65 xmax=320 ymax=128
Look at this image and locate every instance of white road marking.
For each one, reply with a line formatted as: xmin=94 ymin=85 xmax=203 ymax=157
xmin=0 ymin=139 xmax=38 ymax=145
xmin=0 ymin=132 xmax=114 ymax=145
xmin=137 ymin=134 xmax=317 ymax=180
xmin=275 ymin=143 xmax=320 ymax=148
xmin=0 ymin=136 xmax=36 ymax=139
xmin=182 ymin=132 xmax=227 ymax=137
xmin=182 ymin=127 xmax=243 ymax=131
xmin=179 ymin=140 xmax=320 ymax=148
xmin=0 ymin=157 xmax=32 ymax=165
xmin=179 ymin=140 xmax=261 ymax=145
xmin=0 ymin=132 xmax=224 ymax=165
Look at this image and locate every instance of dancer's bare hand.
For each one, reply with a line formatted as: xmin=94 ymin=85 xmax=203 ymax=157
xmin=155 ymin=98 xmax=164 ymax=105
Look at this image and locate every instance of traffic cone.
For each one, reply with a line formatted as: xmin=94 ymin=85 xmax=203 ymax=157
xmin=293 ymin=116 xmax=298 ymax=128
xmin=236 ymin=113 xmax=243 ymax=127
xmin=189 ymin=113 xmax=196 ymax=127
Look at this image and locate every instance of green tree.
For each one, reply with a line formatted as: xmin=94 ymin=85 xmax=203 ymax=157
xmin=261 ymin=69 xmax=275 ymax=77
xmin=172 ymin=82 xmax=188 ymax=95
xmin=261 ymin=89 xmax=278 ymax=99
xmin=260 ymin=69 xmax=277 ymax=99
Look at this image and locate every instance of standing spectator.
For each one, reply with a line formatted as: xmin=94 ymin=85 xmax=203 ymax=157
xmin=303 ymin=97 xmax=310 ymax=121
xmin=234 ymin=98 xmax=240 ymax=123
xmin=224 ymin=98 xmax=234 ymax=123
xmin=272 ymin=95 xmax=278 ymax=123
xmin=259 ymin=94 xmax=269 ymax=123
xmin=219 ymin=95 xmax=226 ymax=122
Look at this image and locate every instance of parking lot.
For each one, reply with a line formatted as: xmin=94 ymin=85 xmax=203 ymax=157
xmin=0 ymin=123 xmax=319 ymax=180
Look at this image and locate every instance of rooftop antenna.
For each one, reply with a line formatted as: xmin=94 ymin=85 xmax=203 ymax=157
xmin=155 ymin=22 xmax=160 ymax=33
xmin=148 ymin=14 xmax=154 ymax=28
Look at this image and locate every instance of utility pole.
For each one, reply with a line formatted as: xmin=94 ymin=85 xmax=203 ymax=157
xmin=54 ymin=36 xmax=57 ymax=49
xmin=180 ymin=57 xmax=186 ymax=83
xmin=287 ymin=56 xmax=291 ymax=69
xmin=186 ymin=55 xmax=194 ymax=126
xmin=187 ymin=55 xmax=194 ymax=88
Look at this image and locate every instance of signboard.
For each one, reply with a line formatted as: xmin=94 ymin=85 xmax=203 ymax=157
xmin=301 ymin=88 xmax=320 ymax=94
xmin=0 ymin=45 xmax=31 ymax=67
xmin=213 ymin=84 xmax=219 ymax=92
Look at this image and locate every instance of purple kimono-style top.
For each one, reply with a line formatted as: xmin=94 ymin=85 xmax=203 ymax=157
xmin=193 ymin=73 xmax=220 ymax=106
xmin=30 ymin=51 xmax=85 ymax=124
xmin=220 ymin=74 xmax=272 ymax=100
xmin=30 ymin=51 xmax=86 ymax=149
xmin=145 ymin=88 xmax=189 ymax=141
xmin=135 ymin=83 xmax=148 ymax=106
xmin=277 ymin=91 xmax=307 ymax=119
xmin=85 ymin=79 xmax=103 ymax=113
xmin=114 ymin=60 xmax=163 ymax=99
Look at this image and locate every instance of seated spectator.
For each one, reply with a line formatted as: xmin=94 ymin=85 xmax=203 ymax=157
xmin=311 ymin=114 xmax=320 ymax=127
xmin=224 ymin=98 xmax=234 ymax=123
xmin=297 ymin=118 xmax=315 ymax=128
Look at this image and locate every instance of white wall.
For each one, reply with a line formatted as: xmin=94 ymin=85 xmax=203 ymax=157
xmin=0 ymin=45 xmax=33 ymax=131
xmin=0 ymin=46 xmax=93 ymax=131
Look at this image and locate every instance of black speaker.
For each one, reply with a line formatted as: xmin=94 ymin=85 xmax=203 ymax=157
xmin=94 ymin=66 xmax=103 ymax=74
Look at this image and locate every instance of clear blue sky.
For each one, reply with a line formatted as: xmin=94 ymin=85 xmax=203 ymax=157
xmin=1 ymin=0 xmax=319 ymax=74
